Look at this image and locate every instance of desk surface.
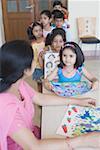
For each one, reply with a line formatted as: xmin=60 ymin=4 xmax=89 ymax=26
xmin=41 ymin=85 xmax=100 ymax=139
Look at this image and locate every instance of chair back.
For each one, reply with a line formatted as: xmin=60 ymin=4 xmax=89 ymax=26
xmin=77 ymin=17 xmax=96 ymax=38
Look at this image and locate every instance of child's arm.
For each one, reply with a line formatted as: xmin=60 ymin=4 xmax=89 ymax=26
xmin=46 ymin=67 xmax=58 ymax=81
xmin=43 ymin=67 xmax=58 ymax=90
xmin=38 ymin=51 xmax=45 ymax=69
xmin=82 ymin=67 xmax=99 ymax=90
xmin=38 ymin=46 xmax=50 ymax=69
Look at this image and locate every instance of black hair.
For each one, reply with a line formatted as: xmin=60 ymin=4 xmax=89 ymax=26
xmin=51 ymin=9 xmax=59 ymax=16
xmin=40 ymin=10 xmax=51 ymax=19
xmin=58 ymin=42 xmax=85 ymax=69
xmin=45 ymin=28 xmax=66 ymax=46
xmin=27 ymin=21 xmax=43 ymax=40
xmin=0 ymin=40 xmax=34 ymax=92
xmin=53 ymin=10 xmax=64 ymax=20
xmin=53 ymin=1 xmax=63 ymax=8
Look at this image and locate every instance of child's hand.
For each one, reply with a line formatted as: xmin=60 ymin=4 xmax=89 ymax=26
xmin=43 ymin=79 xmax=52 ymax=91
xmin=91 ymin=80 xmax=99 ymax=91
xmin=39 ymin=51 xmax=45 ymax=59
xmin=78 ymin=98 xmax=96 ymax=108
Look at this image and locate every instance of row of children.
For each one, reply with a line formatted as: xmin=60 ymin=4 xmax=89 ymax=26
xmin=27 ymin=7 xmax=72 ymax=90
xmin=26 ymin=1 xmax=71 ymax=89
xmin=27 ymin=4 xmax=99 ymax=93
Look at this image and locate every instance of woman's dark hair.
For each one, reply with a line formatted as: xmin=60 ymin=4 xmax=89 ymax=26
xmin=27 ymin=21 xmax=43 ymax=40
xmin=45 ymin=28 xmax=66 ymax=46
xmin=0 ymin=40 xmax=34 ymax=92
xmin=53 ymin=1 xmax=63 ymax=8
xmin=58 ymin=42 xmax=85 ymax=69
xmin=40 ymin=10 xmax=51 ymax=19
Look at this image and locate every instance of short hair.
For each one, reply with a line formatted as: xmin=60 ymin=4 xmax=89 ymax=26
xmin=45 ymin=28 xmax=66 ymax=46
xmin=40 ymin=10 xmax=51 ymax=19
xmin=58 ymin=42 xmax=85 ymax=69
xmin=53 ymin=10 xmax=64 ymax=20
xmin=27 ymin=21 xmax=43 ymax=40
xmin=51 ymin=9 xmax=59 ymax=16
xmin=0 ymin=40 xmax=33 ymax=92
xmin=53 ymin=1 xmax=63 ymax=8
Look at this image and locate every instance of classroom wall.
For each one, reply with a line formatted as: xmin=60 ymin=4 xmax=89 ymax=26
xmin=68 ymin=0 xmax=100 ymax=52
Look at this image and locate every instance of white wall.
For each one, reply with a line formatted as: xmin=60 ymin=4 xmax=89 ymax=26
xmin=0 ymin=0 xmax=5 ymax=46
xmin=68 ymin=0 xmax=100 ymax=51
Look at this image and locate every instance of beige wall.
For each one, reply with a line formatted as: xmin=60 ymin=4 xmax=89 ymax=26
xmin=68 ymin=0 xmax=100 ymax=51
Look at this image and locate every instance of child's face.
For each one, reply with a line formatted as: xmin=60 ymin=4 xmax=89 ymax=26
xmin=54 ymin=5 xmax=62 ymax=11
xmin=52 ymin=35 xmax=64 ymax=52
xmin=40 ymin=14 xmax=51 ymax=27
xmin=32 ymin=25 xmax=43 ymax=39
xmin=54 ymin=18 xmax=64 ymax=28
xmin=62 ymin=48 xmax=76 ymax=67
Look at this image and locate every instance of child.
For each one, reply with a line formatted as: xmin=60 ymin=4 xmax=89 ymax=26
xmin=52 ymin=0 xmax=69 ymax=19
xmin=0 ymin=40 xmax=97 ymax=150
xmin=39 ymin=28 xmax=66 ymax=69
xmin=40 ymin=10 xmax=54 ymax=38
xmin=53 ymin=10 xmax=71 ymax=41
xmin=27 ymin=22 xmax=45 ymax=91
xmin=45 ymin=27 xmax=66 ymax=51
xmin=44 ymin=42 xmax=99 ymax=91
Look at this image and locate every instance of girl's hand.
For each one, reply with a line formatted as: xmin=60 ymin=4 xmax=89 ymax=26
xmin=77 ymin=98 xmax=96 ymax=108
xmin=43 ymin=79 xmax=52 ymax=91
xmin=39 ymin=51 xmax=45 ymax=59
xmin=91 ymin=80 xmax=99 ymax=91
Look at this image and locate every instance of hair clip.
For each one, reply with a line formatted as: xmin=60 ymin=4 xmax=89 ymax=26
xmin=64 ymin=43 xmax=75 ymax=49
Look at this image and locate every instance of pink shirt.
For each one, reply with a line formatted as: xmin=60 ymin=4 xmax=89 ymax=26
xmin=0 ymin=80 xmax=35 ymax=150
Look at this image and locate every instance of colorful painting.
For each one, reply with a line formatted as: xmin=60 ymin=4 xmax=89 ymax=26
xmin=50 ymin=81 xmax=91 ymax=97
xmin=56 ymin=105 xmax=100 ymax=137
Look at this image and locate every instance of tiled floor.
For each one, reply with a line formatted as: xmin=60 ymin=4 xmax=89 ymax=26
xmin=25 ymin=59 xmax=100 ymax=127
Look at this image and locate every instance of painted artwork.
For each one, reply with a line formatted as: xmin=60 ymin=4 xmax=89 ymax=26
xmin=56 ymin=105 xmax=100 ymax=137
xmin=44 ymin=52 xmax=59 ymax=78
xmin=50 ymin=81 xmax=91 ymax=97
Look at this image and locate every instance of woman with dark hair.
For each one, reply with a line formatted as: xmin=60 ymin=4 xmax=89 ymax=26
xmin=0 ymin=40 xmax=99 ymax=150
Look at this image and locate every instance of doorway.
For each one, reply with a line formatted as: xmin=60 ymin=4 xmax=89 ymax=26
xmin=2 ymin=0 xmax=67 ymax=41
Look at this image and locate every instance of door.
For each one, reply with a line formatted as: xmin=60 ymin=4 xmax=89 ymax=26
xmin=2 ymin=0 xmax=67 ymax=41
xmin=2 ymin=0 xmax=35 ymax=41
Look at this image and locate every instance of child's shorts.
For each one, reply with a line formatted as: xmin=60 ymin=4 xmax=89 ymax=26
xmin=32 ymin=68 xmax=43 ymax=82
